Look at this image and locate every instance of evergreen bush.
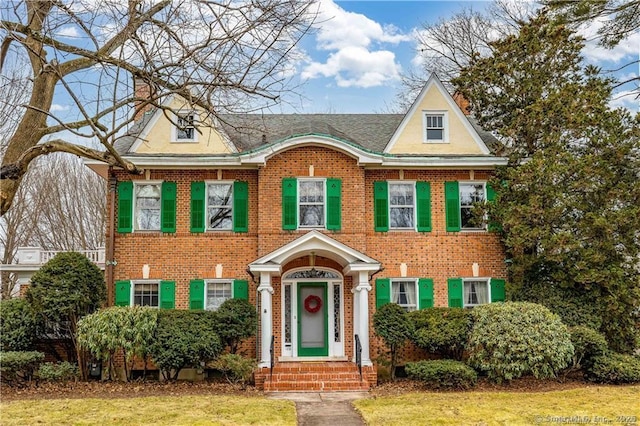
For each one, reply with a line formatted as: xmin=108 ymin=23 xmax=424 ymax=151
xmin=373 ymin=303 xmax=413 ymax=380
xmin=586 ymin=353 xmax=640 ymax=384
xmin=216 ymin=299 xmax=257 ymax=354
xmin=211 ymin=353 xmax=256 ymax=388
xmin=405 ymin=359 xmax=477 ymax=390
xmin=0 ymin=298 xmax=41 ymax=352
xmin=408 ymin=308 xmax=473 ymax=360
xmin=569 ymin=326 xmax=608 ymax=370
xmin=37 ymin=362 xmax=78 ymax=382
xmin=0 ymin=351 xmax=45 ymax=386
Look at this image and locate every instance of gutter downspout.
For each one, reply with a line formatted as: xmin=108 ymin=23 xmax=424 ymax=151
xmin=106 ymin=172 xmax=117 ymax=306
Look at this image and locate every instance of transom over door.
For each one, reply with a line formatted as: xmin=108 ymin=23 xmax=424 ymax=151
xmin=297 ymin=282 xmax=328 ymax=356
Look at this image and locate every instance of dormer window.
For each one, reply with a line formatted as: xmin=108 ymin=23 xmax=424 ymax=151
xmin=173 ymin=112 xmax=197 ymax=142
xmin=423 ymin=111 xmax=448 ymax=143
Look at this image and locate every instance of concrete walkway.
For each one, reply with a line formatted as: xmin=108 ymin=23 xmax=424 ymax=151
xmin=267 ymin=392 xmax=369 ymax=426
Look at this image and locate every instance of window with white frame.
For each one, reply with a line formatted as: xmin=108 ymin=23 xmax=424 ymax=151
xmin=423 ymin=112 xmax=447 ymax=142
xmin=299 ymin=179 xmax=325 ymax=227
xmin=392 ymin=279 xmax=417 ymax=311
xmin=134 ymin=183 xmax=161 ymax=231
xmin=174 ymin=112 xmax=196 ymax=141
xmin=463 ymin=279 xmax=489 ymax=307
xmin=206 ymin=281 xmax=232 ymax=310
xmin=460 ymin=183 xmax=486 ymax=229
xmin=207 ymin=183 xmax=233 ymax=230
xmin=133 ymin=282 xmax=159 ymax=307
xmin=389 ymin=182 xmax=415 ymax=229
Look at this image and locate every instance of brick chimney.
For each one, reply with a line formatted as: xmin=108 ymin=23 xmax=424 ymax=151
xmin=453 ymin=91 xmax=470 ymax=115
xmin=133 ymin=77 xmax=155 ymax=121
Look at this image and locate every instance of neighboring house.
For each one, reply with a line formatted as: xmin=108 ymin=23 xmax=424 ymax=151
xmin=85 ymin=75 xmax=508 ymax=391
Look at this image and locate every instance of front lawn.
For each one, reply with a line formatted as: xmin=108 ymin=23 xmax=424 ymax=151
xmin=354 ymin=386 xmax=640 ymax=425
xmin=0 ymin=395 xmax=296 ymax=426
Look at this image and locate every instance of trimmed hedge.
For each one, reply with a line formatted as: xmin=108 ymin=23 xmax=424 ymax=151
xmin=467 ymin=302 xmax=574 ymax=382
xmin=406 ymin=360 xmax=477 ymax=390
xmin=408 ymin=308 xmax=472 ymax=360
xmin=216 ymin=299 xmax=257 ymax=354
xmin=586 ymin=353 xmax=640 ymax=384
xmin=0 ymin=299 xmax=41 ymax=352
xmin=37 ymin=362 xmax=78 ymax=382
xmin=0 ymin=351 xmax=45 ymax=386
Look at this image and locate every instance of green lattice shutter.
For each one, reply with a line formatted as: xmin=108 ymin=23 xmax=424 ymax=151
xmin=117 ymin=181 xmax=133 ymax=233
xmin=326 ymin=178 xmax=341 ymax=230
xmin=282 ymin=178 xmax=297 ymax=230
xmin=190 ymin=181 xmax=205 ymax=233
xmin=491 ymin=278 xmax=506 ymax=303
xmin=416 ymin=182 xmax=432 ymax=232
xmin=444 ymin=181 xmax=461 ymax=232
xmin=418 ymin=278 xmax=434 ymax=309
xmin=161 ymin=181 xmax=177 ymax=233
xmin=233 ymin=181 xmax=248 ymax=233
xmin=189 ymin=280 xmax=205 ymax=310
xmin=160 ymin=281 xmax=175 ymax=309
xmin=448 ymin=278 xmax=463 ymax=308
xmin=374 ymin=181 xmax=388 ymax=232
xmin=115 ymin=281 xmax=131 ymax=306
xmin=375 ymin=278 xmax=391 ymax=308
xmin=233 ymin=279 xmax=249 ymax=300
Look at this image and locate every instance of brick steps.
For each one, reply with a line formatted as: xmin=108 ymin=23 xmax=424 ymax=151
xmin=256 ymin=362 xmax=376 ymax=392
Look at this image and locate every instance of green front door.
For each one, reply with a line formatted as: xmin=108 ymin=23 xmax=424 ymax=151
xmin=297 ymin=282 xmax=328 ymax=356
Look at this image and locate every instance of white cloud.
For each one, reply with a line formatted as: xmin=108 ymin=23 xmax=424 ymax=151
xmin=579 ymin=18 xmax=640 ymax=63
xmin=300 ymin=0 xmax=409 ymax=88
xmin=50 ymin=104 xmax=70 ymax=112
xmin=57 ymin=27 xmax=80 ymax=38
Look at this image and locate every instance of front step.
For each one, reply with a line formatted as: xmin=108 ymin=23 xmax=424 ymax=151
xmin=256 ymin=362 xmax=376 ymax=392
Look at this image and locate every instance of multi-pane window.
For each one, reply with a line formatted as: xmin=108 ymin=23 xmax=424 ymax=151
xmin=464 ymin=279 xmax=489 ymax=307
xmin=392 ymin=279 xmax=417 ymax=311
xmin=176 ymin=113 xmax=195 ymax=141
xmin=135 ymin=183 xmax=161 ymax=231
xmin=389 ymin=183 xmax=415 ymax=229
xmin=460 ymin=183 xmax=486 ymax=229
xmin=207 ymin=183 xmax=233 ymax=230
xmin=134 ymin=282 xmax=159 ymax=307
xmin=206 ymin=281 xmax=232 ymax=310
xmin=299 ymin=179 xmax=325 ymax=227
xmin=425 ymin=113 xmax=445 ymax=141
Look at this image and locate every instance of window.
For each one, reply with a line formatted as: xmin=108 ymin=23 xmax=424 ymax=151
xmin=299 ymin=179 xmax=325 ymax=227
xmin=174 ymin=113 xmax=196 ymax=141
xmin=282 ymin=178 xmax=341 ymax=230
xmin=134 ymin=282 xmax=159 ymax=307
xmin=207 ymin=183 xmax=233 ymax=230
xmin=463 ymin=279 xmax=489 ymax=307
xmin=114 ymin=280 xmax=176 ymax=309
xmin=447 ymin=278 xmax=505 ymax=308
xmin=459 ymin=183 xmax=486 ymax=229
xmin=423 ymin=111 xmax=448 ymax=142
xmin=206 ymin=281 xmax=232 ymax=310
xmin=392 ymin=279 xmax=417 ymax=311
xmin=135 ymin=183 xmax=161 ymax=231
xmin=389 ymin=183 xmax=415 ymax=229
xmin=444 ymin=181 xmax=494 ymax=232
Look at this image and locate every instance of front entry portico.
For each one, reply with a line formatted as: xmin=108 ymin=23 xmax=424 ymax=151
xmin=249 ymin=230 xmax=380 ymax=368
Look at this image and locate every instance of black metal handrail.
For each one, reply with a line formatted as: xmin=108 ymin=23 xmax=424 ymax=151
xmin=269 ymin=335 xmax=275 ymax=380
xmin=355 ymin=334 xmax=362 ymax=382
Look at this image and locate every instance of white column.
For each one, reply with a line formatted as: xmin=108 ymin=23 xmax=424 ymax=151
xmin=258 ymin=272 xmax=274 ymax=368
xmin=355 ymin=271 xmax=372 ymax=366
xmin=352 ymin=286 xmax=359 ymax=363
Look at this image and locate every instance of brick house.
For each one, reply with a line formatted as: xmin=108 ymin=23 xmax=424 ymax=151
xmin=86 ymin=75 xmax=508 ymax=390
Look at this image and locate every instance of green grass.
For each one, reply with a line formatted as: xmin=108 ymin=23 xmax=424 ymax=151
xmin=354 ymin=386 xmax=640 ymax=426
xmin=0 ymin=395 xmax=296 ymax=426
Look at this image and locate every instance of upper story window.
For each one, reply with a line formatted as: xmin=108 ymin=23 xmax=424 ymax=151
xmin=207 ymin=182 xmax=233 ymax=230
xmin=423 ymin=111 xmax=448 ymax=143
xmin=444 ymin=181 xmax=494 ymax=232
xmin=135 ymin=183 xmax=161 ymax=231
xmin=173 ymin=112 xmax=197 ymax=142
xmin=117 ymin=181 xmax=177 ymax=234
xmin=374 ymin=181 xmax=431 ymax=232
xmin=282 ymin=178 xmax=341 ymax=231
xmin=190 ymin=181 xmax=248 ymax=233
xmin=389 ymin=182 xmax=415 ymax=229
xmin=299 ymin=179 xmax=325 ymax=228
xmin=459 ymin=183 xmax=486 ymax=229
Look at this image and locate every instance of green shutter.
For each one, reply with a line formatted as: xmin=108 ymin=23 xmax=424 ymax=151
xmin=444 ymin=181 xmax=461 ymax=232
xmin=448 ymin=278 xmax=463 ymax=308
xmin=190 ymin=181 xmax=205 ymax=233
xmin=160 ymin=281 xmax=175 ymax=309
xmin=418 ymin=278 xmax=434 ymax=309
xmin=233 ymin=181 xmax=249 ymax=233
xmin=486 ymin=182 xmax=501 ymax=232
xmin=161 ymin=181 xmax=177 ymax=233
xmin=233 ymin=279 xmax=249 ymax=300
xmin=374 ymin=181 xmax=388 ymax=232
xmin=375 ymin=278 xmax=391 ymax=308
xmin=117 ymin=181 xmax=133 ymax=233
xmin=115 ymin=281 xmax=131 ymax=306
xmin=282 ymin=178 xmax=297 ymax=230
xmin=491 ymin=278 xmax=506 ymax=302
xmin=326 ymin=178 xmax=341 ymax=230
xmin=416 ymin=181 xmax=432 ymax=232
xmin=189 ymin=279 xmax=205 ymax=310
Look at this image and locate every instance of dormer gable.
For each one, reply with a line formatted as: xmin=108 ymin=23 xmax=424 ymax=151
xmin=384 ymin=75 xmax=490 ymax=155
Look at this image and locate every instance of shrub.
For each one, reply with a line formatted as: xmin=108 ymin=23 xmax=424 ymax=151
xmin=406 ymin=360 xmax=478 ymax=390
xmin=0 ymin=298 xmax=42 ymax=352
xmin=37 ymin=362 xmax=78 ymax=382
xmin=0 ymin=351 xmax=45 ymax=386
xmin=216 ymin=299 xmax=258 ymax=354
xmin=569 ymin=326 xmax=608 ymax=370
xmin=408 ymin=308 xmax=473 ymax=360
xmin=149 ymin=310 xmax=222 ymax=380
xmin=467 ymin=302 xmax=574 ymax=382
xmin=211 ymin=354 xmax=256 ymax=388
xmin=586 ymin=353 xmax=640 ymax=384
xmin=373 ymin=303 xmax=413 ymax=380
